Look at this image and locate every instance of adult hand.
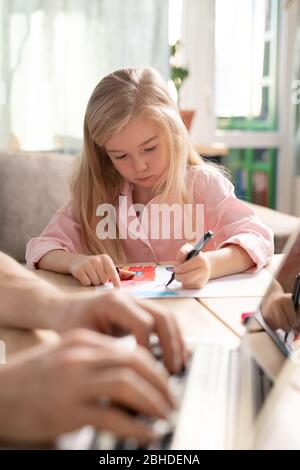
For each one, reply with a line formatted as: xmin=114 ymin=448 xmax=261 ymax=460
xmin=54 ymin=291 xmax=187 ymax=374
xmin=0 ymin=329 xmax=175 ymax=444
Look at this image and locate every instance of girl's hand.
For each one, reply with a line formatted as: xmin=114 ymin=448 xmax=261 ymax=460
xmin=174 ymin=244 xmax=211 ymax=289
xmin=68 ymin=254 xmax=121 ymax=288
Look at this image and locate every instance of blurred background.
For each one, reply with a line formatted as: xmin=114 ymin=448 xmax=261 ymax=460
xmin=0 ymin=0 xmax=300 ymax=216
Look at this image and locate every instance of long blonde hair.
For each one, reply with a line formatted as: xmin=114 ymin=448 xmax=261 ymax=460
xmin=71 ymin=66 xmax=203 ymax=263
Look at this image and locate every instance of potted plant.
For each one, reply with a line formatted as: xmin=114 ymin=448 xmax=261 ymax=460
xmin=169 ymin=40 xmax=195 ymax=131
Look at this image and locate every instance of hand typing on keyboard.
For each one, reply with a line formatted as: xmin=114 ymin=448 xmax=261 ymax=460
xmin=0 ymin=251 xmax=189 ymax=448
xmin=91 ymin=334 xmax=192 ymax=451
xmin=56 ymin=291 xmax=188 ymax=374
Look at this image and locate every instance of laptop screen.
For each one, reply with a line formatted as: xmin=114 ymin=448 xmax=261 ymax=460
xmin=233 ymin=226 xmax=300 ymax=449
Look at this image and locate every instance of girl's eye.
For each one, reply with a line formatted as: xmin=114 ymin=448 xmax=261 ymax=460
xmin=115 ymin=154 xmax=127 ymax=160
xmin=144 ymin=145 xmax=157 ymax=153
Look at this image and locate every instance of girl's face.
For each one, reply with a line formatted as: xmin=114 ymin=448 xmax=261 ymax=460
xmin=105 ymin=115 xmax=169 ymax=190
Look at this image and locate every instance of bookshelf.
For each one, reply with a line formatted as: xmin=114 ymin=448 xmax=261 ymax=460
xmin=226 ymin=148 xmax=277 ymax=209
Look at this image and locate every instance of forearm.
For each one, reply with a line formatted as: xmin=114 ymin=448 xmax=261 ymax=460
xmin=0 ymin=252 xmax=66 ymax=330
xmin=37 ymin=250 xmax=83 ymax=274
xmin=207 ymin=244 xmax=256 ymax=279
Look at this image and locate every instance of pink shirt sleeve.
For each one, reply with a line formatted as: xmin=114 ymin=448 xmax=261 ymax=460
xmin=192 ymin=166 xmax=274 ymax=271
xmin=26 ymin=203 xmax=90 ymax=269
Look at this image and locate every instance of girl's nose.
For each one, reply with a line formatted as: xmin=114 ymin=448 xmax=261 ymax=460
xmin=133 ymin=156 xmax=148 ymax=172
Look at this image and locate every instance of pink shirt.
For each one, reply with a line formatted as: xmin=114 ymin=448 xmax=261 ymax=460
xmin=26 ymin=166 xmax=274 ymax=271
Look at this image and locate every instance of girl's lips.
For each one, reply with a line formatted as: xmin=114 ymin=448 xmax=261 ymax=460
xmin=136 ymin=175 xmax=154 ymax=182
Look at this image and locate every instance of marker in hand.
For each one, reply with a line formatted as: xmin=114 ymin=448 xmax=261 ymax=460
xmin=292 ymin=273 xmax=300 ymax=311
xmin=165 ymin=230 xmax=214 ymax=287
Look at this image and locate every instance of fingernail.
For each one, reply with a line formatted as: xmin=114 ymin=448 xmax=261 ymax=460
xmin=173 ymin=353 xmax=182 ymax=372
xmin=155 ymin=360 xmax=168 ymax=376
xmin=169 ymin=390 xmax=178 ymax=408
xmin=157 ymin=403 xmax=172 ymax=419
xmin=152 ymin=418 xmax=173 ymax=438
xmin=184 ymin=348 xmax=192 ymax=362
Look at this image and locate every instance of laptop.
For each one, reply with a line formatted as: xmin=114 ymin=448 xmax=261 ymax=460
xmin=170 ymin=225 xmax=300 ymax=450
xmin=57 ymin=224 xmax=300 ymax=450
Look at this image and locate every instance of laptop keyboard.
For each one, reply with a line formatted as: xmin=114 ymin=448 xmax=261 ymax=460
xmin=91 ymin=336 xmax=192 ymax=450
xmin=57 ymin=332 xmax=280 ymax=450
xmin=58 ymin=338 xmax=235 ymax=450
xmin=92 ymin=341 xmax=237 ymax=450
xmin=170 ymin=343 xmax=235 ymax=450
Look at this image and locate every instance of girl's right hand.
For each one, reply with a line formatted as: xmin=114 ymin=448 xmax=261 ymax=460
xmin=68 ymin=254 xmax=121 ymax=288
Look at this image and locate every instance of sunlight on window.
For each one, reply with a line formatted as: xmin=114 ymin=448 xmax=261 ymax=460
xmin=215 ymin=0 xmax=267 ymax=119
xmin=11 ymin=10 xmax=93 ymax=150
xmin=12 ymin=11 xmax=54 ymax=150
xmin=168 ymin=0 xmax=183 ymax=102
xmin=168 ymin=0 xmax=182 ymax=45
xmin=3 ymin=1 xmax=169 ymax=151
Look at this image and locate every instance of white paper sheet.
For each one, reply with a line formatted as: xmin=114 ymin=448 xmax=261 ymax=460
xmin=96 ymin=265 xmax=273 ymax=299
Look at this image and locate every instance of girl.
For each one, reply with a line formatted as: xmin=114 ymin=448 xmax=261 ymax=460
xmin=26 ymin=66 xmax=274 ymax=288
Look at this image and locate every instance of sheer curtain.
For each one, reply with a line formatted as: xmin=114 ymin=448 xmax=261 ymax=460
xmin=0 ymin=0 xmax=169 ymax=152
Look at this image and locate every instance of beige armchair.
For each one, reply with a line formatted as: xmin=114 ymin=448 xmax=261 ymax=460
xmin=0 ymin=150 xmax=73 ymax=262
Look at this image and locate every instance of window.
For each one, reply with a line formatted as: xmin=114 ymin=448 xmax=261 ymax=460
xmin=0 ymin=0 xmax=169 ymax=152
xmin=215 ymin=0 xmax=279 ymax=131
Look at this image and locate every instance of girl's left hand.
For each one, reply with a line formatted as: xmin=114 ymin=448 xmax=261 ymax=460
xmin=174 ymin=244 xmax=211 ymax=289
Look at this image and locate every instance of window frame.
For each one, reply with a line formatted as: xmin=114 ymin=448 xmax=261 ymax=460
xmin=216 ymin=0 xmax=280 ymax=132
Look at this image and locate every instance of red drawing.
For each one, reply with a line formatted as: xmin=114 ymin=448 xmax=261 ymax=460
xmin=121 ymin=265 xmax=156 ymax=282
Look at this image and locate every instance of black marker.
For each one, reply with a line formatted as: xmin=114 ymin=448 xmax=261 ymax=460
xmin=292 ymin=273 xmax=300 ymax=310
xmin=165 ymin=230 xmax=214 ymax=287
